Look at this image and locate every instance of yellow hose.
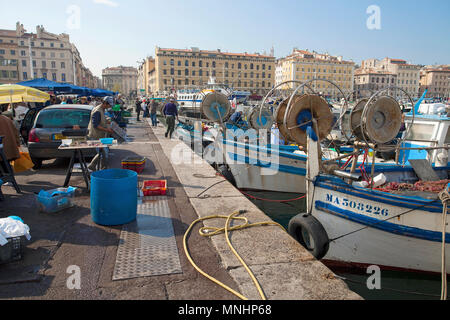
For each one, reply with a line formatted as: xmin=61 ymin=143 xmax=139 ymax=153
xmin=183 ymin=210 xmax=287 ymax=300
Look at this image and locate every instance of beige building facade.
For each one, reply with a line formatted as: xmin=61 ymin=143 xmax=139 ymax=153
xmin=153 ymin=47 xmax=275 ymax=95
xmin=276 ymin=49 xmax=355 ymax=99
xmin=0 ymin=22 xmax=97 ymax=88
xmin=102 ymin=66 xmax=138 ymax=97
xmin=419 ymin=65 xmax=450 ymax=99
xmin=137 ymin=56 xmax=155 ymax=96
xmin=354 ymin=69 xmax=397 ymax=98
xmin=360 ymin=58 xmax=421 ymax=98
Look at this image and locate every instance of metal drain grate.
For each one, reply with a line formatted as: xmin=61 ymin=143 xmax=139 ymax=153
xmin=113 ymin=196 xmax=182 ymax=280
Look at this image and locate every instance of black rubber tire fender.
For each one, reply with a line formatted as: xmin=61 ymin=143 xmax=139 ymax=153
xmin=288 ymin=213 xmax=330 ymax=260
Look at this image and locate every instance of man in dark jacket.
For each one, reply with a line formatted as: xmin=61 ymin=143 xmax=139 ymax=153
xmin=135 ymin=98 xmax=142 ymax=121
xmin=163 ymin=98 xmax=179 ymax=139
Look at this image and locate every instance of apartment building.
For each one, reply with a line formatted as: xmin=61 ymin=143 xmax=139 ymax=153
xmin=360 ymin=58 xmax=421 ymax=98
xmin=153 ymin=47 xmax=276 ymax=95
xmin=137 ymin=56 xmax=156 ymax=96
xmin=276 ymin=49 xmax=355 ymax=99
xmin=419 ymin=65 xmax=450 ymax=98
xmin=0 ymin=22 xmax=96 ymax=87
xmin=0 ymin=29 xmax=19 ymax=85
xmin=354 ymin=68 xmax=397 ymax=98
xmin=102 ymin=66 xmax=138 ymax=97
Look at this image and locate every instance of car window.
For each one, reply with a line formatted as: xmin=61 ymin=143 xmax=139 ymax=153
xmin=35 ymin=109 xmax=91 ymax=129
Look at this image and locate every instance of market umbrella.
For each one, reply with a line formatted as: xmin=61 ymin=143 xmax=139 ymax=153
xmin=17 ymin=78 xmax=73 ymax=93
xmin=0 ymin=84 xmax=50 ymax=104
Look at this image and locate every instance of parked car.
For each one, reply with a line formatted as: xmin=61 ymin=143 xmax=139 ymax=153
xmin=26 ymin=105 xmax=95 ymax=169
xmin=20 ymin=105 xmax=46 ymax=144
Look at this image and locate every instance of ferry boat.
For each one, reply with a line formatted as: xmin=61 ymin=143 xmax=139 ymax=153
xmin=176 ymin=78 xmax=250 ymax=118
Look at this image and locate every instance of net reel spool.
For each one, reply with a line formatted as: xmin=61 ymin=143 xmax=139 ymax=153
xmin=248 ymin=106 xmax=274 ymax=130
xmin=284 ymin=94 xmax=334 ymax=148
xmin=354 ymin=95 xmax=403 ymax=145
xmin=200 ymin=91 xmax=232 ymax=123
xmin=350 ymin=98 xmax=368 ymax=141
xmin=274 ymin=95 xmax=304 ymax=142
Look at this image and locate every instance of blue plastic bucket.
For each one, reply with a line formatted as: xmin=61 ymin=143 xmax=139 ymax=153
xmin=90 ymin=169 xmax=138 ymax=226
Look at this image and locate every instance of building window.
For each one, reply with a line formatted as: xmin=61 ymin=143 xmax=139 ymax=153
xmin=31 ymin=42 xmax=34 ymax=47
xmin=250 ymin=63 xmax=254 ymax=70
xmin=20 ymin=41 xmax=24 ymax=46
xmin=185 ymin=60 xmax=188 ymax=66
xmin=225 ymin=62 xmax=228 ymax=68
xmin=163 ymin=69 xmax=167 ymax=75
xmin=212 ymin=61 xmax=216 ymax=68
xmin=51 ymin=52 xmax=55 ymax=58
xmin=22 ymin=60 xmax=27 ymax=67
xmin=52 ymin=73 xmax=57 ymax=81
xmin=199 ymin=70 xmax=203 ymax=76
xmin=192 ymin=62 xmax=195 ymax=67
xmin=0 ymin=50 xmax=4 ymax=54
xmin=185 ymin=69 xmax=189 ymax=76
xmin=42 ymin=61 xmax=46 ymax=68
xmin=178 ymin=70 xmax=181 ymax=76
xmin=43 ymin=72 xmax=47 ymax=79
xmin=192 ymin=70 xmax=196 ymax=76
xmin=199 ymin=61 xmax=203 ymax=67
xmin=23 ymin=72 xmax=28 ymax=80
xmin=177 ymin=61 xmax=181 ymax=66
xmin=170 ymin=68 xmax=174 ymax=75
xmin=60 ymin=44 xmax=64 ymax=48
xmin=51 ymin=61 xmax=56 ymax=68
xmin=61 ymin=62 xmax=65 ymax=69
xmin=20 ymin=50 xmax=26 ymax=56
xmin=170 ymin=59 xmax=174 ymax=66
xmin=10 ymin=50 xmax=15 ymax=55
xmin=32 ymin=60 xmax=36 ymax=67
xmin=61 ymin=73 xmax=66 ymax=81
xmin=238 ymin=63 xmax=242 ymax=69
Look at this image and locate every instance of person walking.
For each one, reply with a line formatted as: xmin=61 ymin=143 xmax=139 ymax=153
xmin=135 ymin=98 xmax=142 ymax=121
xmin=150 ymin=99 xmax=159 ymax=127
xmin=87 ymin=97 xmax=115 ymax=171
xmin=141 ymin=99 xmax=148 ymax=118
xmin=163 ymin=98 xmax=179 ymax=139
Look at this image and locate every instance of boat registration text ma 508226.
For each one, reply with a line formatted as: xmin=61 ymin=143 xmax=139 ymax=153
xmin=324 ymin=194 xmax=390 ymax=217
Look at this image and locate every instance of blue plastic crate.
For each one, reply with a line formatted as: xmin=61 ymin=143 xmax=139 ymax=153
xmin=36 ymin=187 xmax=76 ymax=213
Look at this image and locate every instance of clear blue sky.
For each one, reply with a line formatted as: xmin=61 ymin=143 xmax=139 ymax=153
xmin=2 ymin=0 xmax=449 ymax=77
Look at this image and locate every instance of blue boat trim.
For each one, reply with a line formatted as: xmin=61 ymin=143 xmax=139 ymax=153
xmin=315 ymin=201 xmax=450 ymax=244
xmin=228 ymin=153 xmax=306 ymax=176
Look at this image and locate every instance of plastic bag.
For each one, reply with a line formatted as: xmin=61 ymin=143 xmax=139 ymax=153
xmin=0 ymin=217 xmax=31 ymax=246
xmin=12 ymin=152 xmax=34 ymax=173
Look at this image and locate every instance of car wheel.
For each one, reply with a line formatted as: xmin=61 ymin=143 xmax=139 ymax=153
xmin=31 ymin=158 xmax=43 ymax=170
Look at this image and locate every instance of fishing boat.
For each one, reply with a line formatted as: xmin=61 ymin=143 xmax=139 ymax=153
xmin=176 ymin=77 xmax=250 ymax=118
xmin=284 ymin=83 xmax=449 ymax=283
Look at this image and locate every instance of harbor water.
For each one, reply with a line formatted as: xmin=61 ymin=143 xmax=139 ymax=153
xmin=243 ymin=190 xmax=449 ymax=300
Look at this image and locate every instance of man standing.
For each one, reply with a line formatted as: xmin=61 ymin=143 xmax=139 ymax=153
xmin=150 ymin=99 xmax=159 ymax=127
xmin=135 ymin=98 xmax=142 ymax=121
xmin=87 ymin=96 xmax=115 ymax=171
xmin=163 ymin=98 xmax=179 ymax=139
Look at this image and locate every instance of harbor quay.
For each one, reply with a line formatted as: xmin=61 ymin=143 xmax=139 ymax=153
xmin=0 ymin=113 xmax=361 ymax=301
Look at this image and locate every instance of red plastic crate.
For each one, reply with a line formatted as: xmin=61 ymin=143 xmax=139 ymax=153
xmin=122 ymin=163 xmax=145 ymax=174
xmin=142 ymin=180 xmax=167 ymax=196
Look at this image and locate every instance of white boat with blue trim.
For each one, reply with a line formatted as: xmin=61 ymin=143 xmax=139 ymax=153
xmin=281 ymin=83 xmax=449 ymax=283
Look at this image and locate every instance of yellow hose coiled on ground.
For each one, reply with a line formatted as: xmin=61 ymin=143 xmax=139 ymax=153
xmin=183 ymin=210 xmax=287 ymax=300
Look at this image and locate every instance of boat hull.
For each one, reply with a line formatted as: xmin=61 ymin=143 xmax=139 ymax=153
xmin=312 ymin=176 xmax=450 ymax=274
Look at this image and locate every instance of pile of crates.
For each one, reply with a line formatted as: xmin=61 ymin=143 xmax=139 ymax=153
xmin=122 ymin=156 xmax=146 ymax=174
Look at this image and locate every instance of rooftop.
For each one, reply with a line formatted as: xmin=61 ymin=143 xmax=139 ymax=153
xmin=157 ymin=47 xmax=274 ymax=59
